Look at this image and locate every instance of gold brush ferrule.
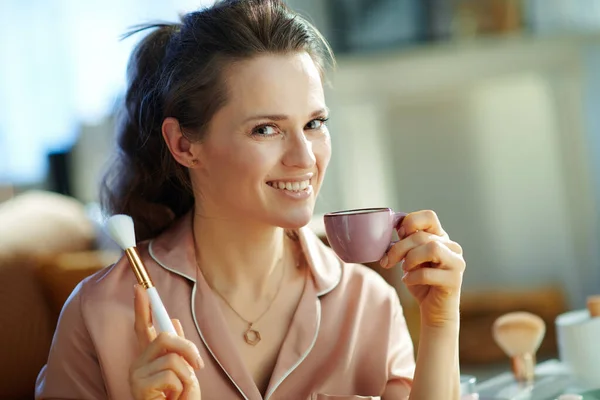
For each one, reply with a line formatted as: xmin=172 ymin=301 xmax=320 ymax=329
xmin=125 ymin=247 xmax=154 ymax=289
xmin=511 ymin=353 xmax=536 ymax=383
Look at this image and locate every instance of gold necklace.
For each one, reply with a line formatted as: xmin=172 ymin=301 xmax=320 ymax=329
xmin=193 ymin=231 xmax=298 ymax=346
xmin=206 ymin=257 xmax=286 ymax=346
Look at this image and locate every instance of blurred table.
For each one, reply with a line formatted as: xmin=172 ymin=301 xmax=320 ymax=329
xmin=475 ymin=359 xmax=596 ymax=399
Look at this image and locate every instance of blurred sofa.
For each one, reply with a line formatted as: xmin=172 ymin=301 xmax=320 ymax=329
xmin=0 ymin=191 xmax=118 ymax=399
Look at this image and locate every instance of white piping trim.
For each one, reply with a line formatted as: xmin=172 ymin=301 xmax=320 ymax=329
xmin=315 ymin=262 xmax=342 ymax=297
xmin=190 ymin=282 xmax=250 ymax=400
xmin=148 ymin=239 xmax=196 ymax=282
xmin=264 ymin=299 xmax=322 ymax=400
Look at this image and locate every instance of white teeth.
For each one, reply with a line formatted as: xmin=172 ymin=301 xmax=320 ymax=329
xmin=268 ymin=180 xmax=311 ymax=192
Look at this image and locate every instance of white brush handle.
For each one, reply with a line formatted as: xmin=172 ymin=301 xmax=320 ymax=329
xmin=146 ymin=287 xmax=177 ymax=335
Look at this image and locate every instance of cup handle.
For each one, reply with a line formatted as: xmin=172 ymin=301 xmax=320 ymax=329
xmin=387 ymin=211 xmax=408 ymax=251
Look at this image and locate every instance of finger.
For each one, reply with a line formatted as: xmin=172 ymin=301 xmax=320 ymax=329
xmin=399 ymin=210 xmax=447 ymax=239
xmin=383 ymin=231 xmax=441 ymax=268
xmin=140 ymin=331 xmax=204 ymax=370
xmin=403 ymin=241 xmax=466 ymax=273
xmin=180 ymin=363 xmax=201 ymax=400
xmin=172 ymin=319 xmax=186 ymax=339
xmin=134 ymin=353 xmax=198 ymax=390
xmin=402 ymin=267 xmax=462 ymax=294
xmin=138 ymin=370 xmax=184 ymax=400
xmin=134 ymin=284 xmax=156 ymax=349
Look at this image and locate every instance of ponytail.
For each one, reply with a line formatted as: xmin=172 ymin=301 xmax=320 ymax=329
xmin=101 ymin=22 xmax=193 ymax=241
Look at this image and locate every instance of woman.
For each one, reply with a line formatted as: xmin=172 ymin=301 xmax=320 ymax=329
xmin=36 ymin=0 xmax=465 ymax=399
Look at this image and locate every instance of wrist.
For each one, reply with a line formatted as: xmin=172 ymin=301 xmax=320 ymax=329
xmin=419 ymin=296 xmax=461 ymax=330
xmin=420 ymin=313 xmax=460 ymax=333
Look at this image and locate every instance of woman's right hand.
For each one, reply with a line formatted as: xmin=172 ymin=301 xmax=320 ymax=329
xmin=129 ymin=284 xmax=204 ymax=399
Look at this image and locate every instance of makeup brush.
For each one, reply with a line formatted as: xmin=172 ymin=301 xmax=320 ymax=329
xmin=105 ymin=214 xmax=177 ymax=335
xmin=492 ymin=311 xmax=546 ymax=383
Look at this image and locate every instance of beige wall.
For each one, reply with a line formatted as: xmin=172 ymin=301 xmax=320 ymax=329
xmin=318 ymin=36 xmax=600 ymax=308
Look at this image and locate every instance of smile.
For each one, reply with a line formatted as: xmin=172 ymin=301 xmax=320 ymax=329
xmin=266 ymin=180 xmax=311 ymax=192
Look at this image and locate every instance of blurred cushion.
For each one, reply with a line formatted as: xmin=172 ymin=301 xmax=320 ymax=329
xmin=36 ymin=250 xmax=120 ymax=317
xmin=0 ymin=190 xmax=95 ymax=261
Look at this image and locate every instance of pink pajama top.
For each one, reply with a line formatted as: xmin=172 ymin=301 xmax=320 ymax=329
xmin=35 ymin=213 xmax=415 ymax=399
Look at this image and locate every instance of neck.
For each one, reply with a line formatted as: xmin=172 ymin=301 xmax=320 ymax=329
xmin=192 ymin=208 xmax=293 ymax=297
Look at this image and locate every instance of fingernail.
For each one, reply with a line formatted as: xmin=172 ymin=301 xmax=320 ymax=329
xmin=195 ymin=356 xmax=204 ymax=369
xmin=398 ymin=227 xmax=406 ymax=239
xmin=402 ymin=271 xmax=408 ymax=280
xmin=133 ymin=284 xmax=138 ymax=298
xmin=380 ymin=255 xmax=389 ymax=268
xmin=399 ymin=259 xmax=405 ymax=270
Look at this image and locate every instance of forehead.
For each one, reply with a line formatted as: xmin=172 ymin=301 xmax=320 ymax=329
xmin=223 ymin=52 xmax=325 ymax=115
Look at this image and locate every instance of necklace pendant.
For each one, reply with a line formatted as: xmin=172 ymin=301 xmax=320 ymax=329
xmin=243 ymin=323 xmax=261 ymax=346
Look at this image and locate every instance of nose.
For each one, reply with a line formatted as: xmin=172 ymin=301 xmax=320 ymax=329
xmin=282 ymin=130 xmax=316 ymax=169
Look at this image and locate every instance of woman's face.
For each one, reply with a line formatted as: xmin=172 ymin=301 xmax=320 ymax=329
xmin=193 ymin=52 xmax=331 ymax=229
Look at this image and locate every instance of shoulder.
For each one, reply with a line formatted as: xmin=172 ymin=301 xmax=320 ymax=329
xmin=338 ymin=262 xmax=399 ymax=311
xmin=75 ymin=242 xmax=162 ymax=317
xmin=300 ymin=227 xmax=397 ymax=307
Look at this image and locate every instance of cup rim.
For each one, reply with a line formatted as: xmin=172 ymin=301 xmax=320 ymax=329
xmin=324 ymin=207 xmax=392 ymax=217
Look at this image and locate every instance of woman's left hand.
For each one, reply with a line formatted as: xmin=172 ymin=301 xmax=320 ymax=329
xmin=380 ymin=210 xmax=465 ymax=328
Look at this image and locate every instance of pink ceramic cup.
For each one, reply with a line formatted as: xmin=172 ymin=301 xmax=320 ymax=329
xmin=323 ymin=207 xmax=407 ymax=264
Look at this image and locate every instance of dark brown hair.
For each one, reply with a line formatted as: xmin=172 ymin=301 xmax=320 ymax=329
xmin=100 ymin=0 xmax=334 ymax=241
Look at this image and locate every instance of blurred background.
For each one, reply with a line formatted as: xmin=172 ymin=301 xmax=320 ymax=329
xmin=2 ymin=0 xmax=600 ymax=397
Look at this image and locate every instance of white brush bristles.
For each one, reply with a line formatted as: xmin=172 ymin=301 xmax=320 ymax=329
xmin=105 ymin=214 xmax=137 ymax=250
xmin=492 ymin=311 xmax=546 ymax=357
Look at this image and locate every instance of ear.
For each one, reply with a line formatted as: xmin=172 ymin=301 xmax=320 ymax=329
xmin=162 ymin=117 xmax=200 ymax=168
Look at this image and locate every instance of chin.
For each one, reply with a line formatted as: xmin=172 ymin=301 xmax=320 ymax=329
xmin=273 ymin=207 xmax=314 ymax=230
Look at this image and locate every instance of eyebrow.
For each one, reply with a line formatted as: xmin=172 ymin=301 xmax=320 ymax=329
xmin=242 ymin=107 xmax=330 ymax=124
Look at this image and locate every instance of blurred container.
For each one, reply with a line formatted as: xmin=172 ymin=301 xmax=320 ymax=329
xmin=555 ymin=307 xmax=600 ymax=390
xmin=460 ymin=374 xmax=479 ymax=399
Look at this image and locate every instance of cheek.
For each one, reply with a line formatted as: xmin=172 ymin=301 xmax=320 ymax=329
xmin=312 ymin=137 xmax=331 ymax=189
xmin=208 ymin=142 xmax=275 ymax=184
xmin=314 ymin=136 xmax=331 ymax=171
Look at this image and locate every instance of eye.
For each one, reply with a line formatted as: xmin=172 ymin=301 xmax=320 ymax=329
xmin=305 ymin=117 xmax=329 ymax=130
xmin=252 ymin=124 xmax=280 ymax=137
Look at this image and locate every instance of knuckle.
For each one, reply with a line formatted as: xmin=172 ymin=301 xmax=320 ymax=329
xmin=187 ymin=341 xmax=200 ymax=356
xmin=423 ymin=209 xmax=437 ymax=220
xmin=164 ymin=353 xmax=181 ymax=367
xmin=458 ymin=257 xmax=467 ymax=272
xmin=427 ymin=240 xmax=444 ymax=261
xmin=156 ymin=331 xmax=175 ymax=345
xmin=451 ymin=240 xmax=463 ymax=255
xmin=412 ymin=231 xmax=431 ymax=245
